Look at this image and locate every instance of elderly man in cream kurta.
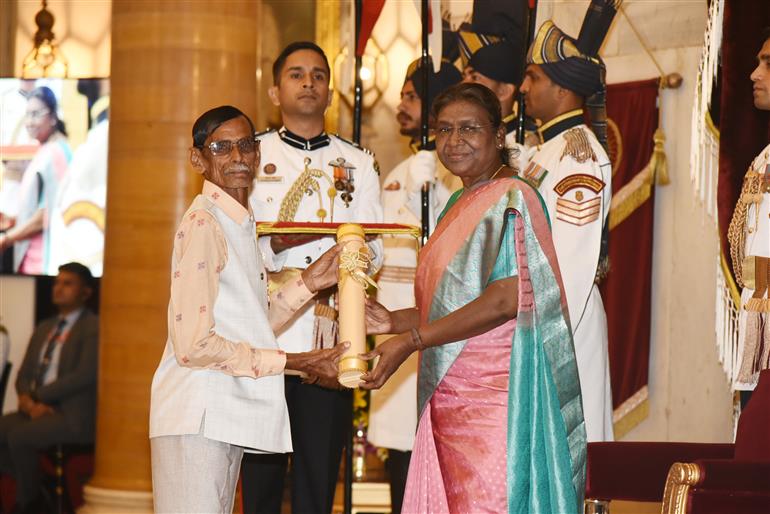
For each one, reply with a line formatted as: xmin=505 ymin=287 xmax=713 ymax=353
xmin=149 ymin=106 xmax=346 ymax=514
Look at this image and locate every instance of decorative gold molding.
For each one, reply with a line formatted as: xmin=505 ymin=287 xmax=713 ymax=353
xmin=0 ymin=0 xmax=16 ymax=77
xmin=661 ymin=462 xmax=701 ymax=514
xmin=316 ymin=0 xmax=341 ymax=134
xmin=612 ymin=386 xmax=649 ymax=439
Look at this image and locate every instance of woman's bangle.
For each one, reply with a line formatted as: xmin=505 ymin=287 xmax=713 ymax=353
xmin=409 ymin=328 xmax=424 ymax=351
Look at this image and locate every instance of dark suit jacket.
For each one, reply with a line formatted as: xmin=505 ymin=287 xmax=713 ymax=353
xmin=16 ymin=310 xmax=99 ymax=442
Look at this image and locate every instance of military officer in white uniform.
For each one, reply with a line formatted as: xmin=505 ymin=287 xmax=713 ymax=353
xmin=520 ymin=3 xmax=620 ymax=442
xmin=242 ymin=42 xmax=383 ymax=514
xmin=728 ymin=32 xmax=770 ymax=394
xmin=369 ymin=59 xmax=461 ymax=514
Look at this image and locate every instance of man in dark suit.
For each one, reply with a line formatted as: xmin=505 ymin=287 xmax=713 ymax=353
xmin=0 ymin=262 xmax=99 ymax=514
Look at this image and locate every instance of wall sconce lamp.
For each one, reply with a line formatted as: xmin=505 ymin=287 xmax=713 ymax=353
xmin=21 ymin=0 xmax=69 ymax=78
xmin=333 ymin=40 xmax=389 ymax=109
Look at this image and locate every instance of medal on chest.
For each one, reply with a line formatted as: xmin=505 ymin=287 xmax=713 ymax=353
xmin=329 ymin=157 xmax=356 ymax=207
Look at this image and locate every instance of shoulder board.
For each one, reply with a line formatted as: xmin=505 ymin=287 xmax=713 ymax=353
xmin=255 ymin=127 xmax=276 ymax=138
xmin=333 ymin=134 xmax=380 ymax=175
xmin=333 ymin=133 xmax=372 ymax=154
xmin=560 ymin=127 xmax=597 ymax=164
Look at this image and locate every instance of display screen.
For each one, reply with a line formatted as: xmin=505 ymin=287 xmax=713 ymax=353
xmin=0 ymin=78 xmax=109 ymax=277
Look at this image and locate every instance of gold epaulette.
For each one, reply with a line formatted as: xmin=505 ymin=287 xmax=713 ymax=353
xmin=561 ymin=127 xmax=597 ymax=164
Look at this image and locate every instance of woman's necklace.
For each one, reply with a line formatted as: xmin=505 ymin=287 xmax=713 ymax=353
xmin=489 ymin=163 xmax=506 ymax=180
xmin=466 ymin=163 xmax=507 ymax=192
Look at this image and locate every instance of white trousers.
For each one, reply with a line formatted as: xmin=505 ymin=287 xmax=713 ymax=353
xmin=151 ymin=430 xmax=244 ymax=514
xmin=574 ymin=286 xmax=614 ymax=442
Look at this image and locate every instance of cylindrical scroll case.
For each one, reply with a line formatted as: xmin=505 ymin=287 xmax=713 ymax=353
xmin=336 ymin=223 xmax=368 ymax=388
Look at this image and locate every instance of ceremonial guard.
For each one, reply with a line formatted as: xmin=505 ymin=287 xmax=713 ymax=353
xmin=520 ymin=0 xmax=620 ymax=442
xmin=242 ymin=42 xmax=383 ymax=514
xmin=458 ymin=0 xmax=528 ymax=166
xmin=728 ymin=32 xmax=770 ymax=392
xmin=368 ymin=58 xmax=461 ymax=514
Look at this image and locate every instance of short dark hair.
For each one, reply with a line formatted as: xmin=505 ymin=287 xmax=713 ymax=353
xmin=272 ymin=41 xmax=330 ymax=86
xmin=192 ymin=106 xmax=255 ymax=148
xmin=763 ymin=26 xmax=770 ymax=44
xmin=431 ymin=82 xmax=503 ymax=129
xmin=58 ymin=262 xmax=94 ymax=288
xmin=28 ymin=86 xmax=67 ymax=136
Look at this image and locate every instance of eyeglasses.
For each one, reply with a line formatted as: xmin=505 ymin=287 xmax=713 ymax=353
xmin=435 ymin=123 xmax=494 ymax=140
xmin=202 ymin=137 xmax=260 ymax=156
xmin=25 ymin=109 xmax=51 ymax=120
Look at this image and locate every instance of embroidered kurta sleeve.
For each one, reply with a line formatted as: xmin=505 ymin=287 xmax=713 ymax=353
xmin=170 ymin=209 xmax=286 ymax=378
xmin=268 ymin=275 xmax=315 ymax=332
xmin=258 ymin=235 xmax=289 ymax=272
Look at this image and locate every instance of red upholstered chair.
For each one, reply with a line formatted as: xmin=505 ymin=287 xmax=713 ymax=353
xmin=584 ymin=369 xmax=770 ymax=514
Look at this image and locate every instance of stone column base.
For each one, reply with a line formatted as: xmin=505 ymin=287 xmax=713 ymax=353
xmin=77 ymin=485 xmax=153 ymax=514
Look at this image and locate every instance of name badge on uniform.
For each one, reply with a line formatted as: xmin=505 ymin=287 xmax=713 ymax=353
xmin=257 ymin=163 xmax=284 ymax=183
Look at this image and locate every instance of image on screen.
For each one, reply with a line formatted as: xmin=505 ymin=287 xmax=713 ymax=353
xmin=0 ymin=78 xmax=109 ymax=277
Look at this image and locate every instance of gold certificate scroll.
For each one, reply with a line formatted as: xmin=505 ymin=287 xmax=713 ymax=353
xmin=336 ymin=223 xmax=368 ymax=388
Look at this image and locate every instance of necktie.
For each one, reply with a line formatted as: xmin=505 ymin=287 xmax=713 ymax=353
xmin=31 ymin=318 xmax=66 ymax=393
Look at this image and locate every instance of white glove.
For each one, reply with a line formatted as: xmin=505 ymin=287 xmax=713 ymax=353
xmin=405 ymin=150 xmax=436 ymax=194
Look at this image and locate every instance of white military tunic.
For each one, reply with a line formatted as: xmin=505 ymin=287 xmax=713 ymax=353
xmin=523 ymin=111 xmax=613 ymax=442
xmin=250 ymin=128 xmax=384 ymax=354
xmin=734 ymin=143 xmax=770 ymax=391
xmin=368 ymin=147 xmax=461 ymax=451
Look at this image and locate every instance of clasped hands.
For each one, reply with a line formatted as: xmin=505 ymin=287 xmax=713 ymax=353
xmin=287 ymin=244 xmax=415 ymax=390
xmin=356 ymin=298 xmax=422 ymax=390
xmin=18 ymin=393 xmax=54 ymax=419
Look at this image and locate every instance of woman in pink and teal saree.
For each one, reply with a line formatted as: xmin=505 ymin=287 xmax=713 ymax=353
xmin=361 ymin=84 xmax=586 ymax=514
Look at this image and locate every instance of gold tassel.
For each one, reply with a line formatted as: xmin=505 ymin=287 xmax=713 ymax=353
xmin=738 ymin=311 xmax=761 ymax=382
xmin=762 ymin=318 xmax=770 ymax=370
xmin=746 ymin=298 xmax=770 ymax=312
xmin=652 ymin=128 xmax=670 ymax=185
xmin=313 ymin=302 xmax=338 ymax=350
xmin=648 ymin=85 xmax=670 ymax=186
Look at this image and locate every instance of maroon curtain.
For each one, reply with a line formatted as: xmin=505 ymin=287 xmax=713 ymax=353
xmin=718 ymin=3 xmax=770 ymax=275
xmin=601 ymin=79 xmax=659 ymax=411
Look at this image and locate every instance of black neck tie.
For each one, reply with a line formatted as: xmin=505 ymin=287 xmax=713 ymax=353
xmin=31 ymin=318 xmax=66 ymax=393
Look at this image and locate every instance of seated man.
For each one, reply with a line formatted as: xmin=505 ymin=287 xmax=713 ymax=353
xmin=0 ymin=261 xmax=98 ymax=514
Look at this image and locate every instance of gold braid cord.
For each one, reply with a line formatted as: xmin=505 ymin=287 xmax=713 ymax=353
xmin=278 ymin=158 xmax=331 ymax=222
xmin=727 ymin=169 xmax=762 ymax=288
